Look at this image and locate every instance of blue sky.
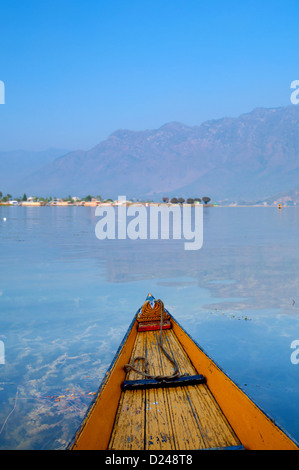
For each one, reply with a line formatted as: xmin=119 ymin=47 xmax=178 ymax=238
xmin=0 ymin=0 xmax=298 ymax=151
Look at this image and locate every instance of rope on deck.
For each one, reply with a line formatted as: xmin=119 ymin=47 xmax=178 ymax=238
xmin=124 ymin=299 xmax=182 ymax=381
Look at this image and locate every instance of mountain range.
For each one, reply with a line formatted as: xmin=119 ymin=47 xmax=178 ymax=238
xmin=1 ymin=105 xmax=299 ymax=203
xmin=0 ymin=148 xmax=68 ymax=195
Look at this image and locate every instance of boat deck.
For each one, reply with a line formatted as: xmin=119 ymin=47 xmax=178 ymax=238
xmin=108 ymin=327 xmax=241 ymax=450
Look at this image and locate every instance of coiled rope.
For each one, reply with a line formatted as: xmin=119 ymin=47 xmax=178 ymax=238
xmin=124 ymin=299 xmax=181 ymax=381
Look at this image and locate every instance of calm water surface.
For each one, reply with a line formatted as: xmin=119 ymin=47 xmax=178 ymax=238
xmin=0 ymin=205 xmax=299 ymax=449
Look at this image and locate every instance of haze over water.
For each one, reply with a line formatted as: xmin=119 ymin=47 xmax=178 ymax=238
xmin=0 ymin=205 xmax=299 ymax=449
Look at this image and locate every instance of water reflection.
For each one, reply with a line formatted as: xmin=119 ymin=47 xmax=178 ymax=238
xmin=92 ymin=207 xmax=299 ymax=314
xmin=0 ymin=206 xmax=299 ymax=448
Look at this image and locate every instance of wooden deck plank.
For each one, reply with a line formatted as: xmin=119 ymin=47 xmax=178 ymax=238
xmin=109 ymin=327 xmax=146 ymax=450
xmin=126 ymin=327 xmax=147 ymax=381
xmin=108 ymin=327 xmax=241 ymax=450
xmin=183 ymin=384 xmax=241 ymax=448
xmin=108 ymin=390 xmax=145 ymax=450
xmin=162 ymin=330 xmax=197 ymax=376
xmin=161 ymin=385 xmax=207 ymax=450
xmin=143 ymin=331 xmax=177 ymax=449
xmin=144 ymin=330 xmax=206 ymax=450
xmin=145 ymin=388 xmax=176 ymax=450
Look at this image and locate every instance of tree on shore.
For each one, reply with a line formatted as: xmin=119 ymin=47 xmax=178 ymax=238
xmin=2 ymin=193 xmax=11 ymax=202
xmin=162 ymin=197 xmax=169 ymax=203
xmin=170 ymin=197 xmax=178 ymax=204
xmin=202 ymin=197 xmax=211 ymax=204
xmin=186 ymin=198 xmax=194 ymax=204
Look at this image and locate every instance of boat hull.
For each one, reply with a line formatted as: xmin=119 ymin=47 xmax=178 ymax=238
xmin=69 ymin=311 xmax=298 ymax=450
xmin=171 ymin=316 xmax=298 ymax=450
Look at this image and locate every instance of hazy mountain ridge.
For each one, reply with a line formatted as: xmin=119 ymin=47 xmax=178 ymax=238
xmin=260 ymin=187 xmax=299 ymax=205
xmin=1 ymin=105 xmax=299 ymax=202
xmin=0 ymin=148 xmax=69 ymax=196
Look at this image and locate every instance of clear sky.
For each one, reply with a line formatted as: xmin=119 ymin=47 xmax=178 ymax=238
xmin=0 ymin=0 xmax=298 ymax=151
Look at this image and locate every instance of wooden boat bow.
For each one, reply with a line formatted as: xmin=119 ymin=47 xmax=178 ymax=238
xmin=69 ymin=294 xmax=299 ymax=451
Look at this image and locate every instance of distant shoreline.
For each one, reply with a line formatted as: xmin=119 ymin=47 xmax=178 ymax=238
xmin=0 ymin=202 xmax=292 ymax=208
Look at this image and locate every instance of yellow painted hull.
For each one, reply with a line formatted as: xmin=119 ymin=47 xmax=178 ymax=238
xmin=69 ymin=309 xmax=299 ymax=451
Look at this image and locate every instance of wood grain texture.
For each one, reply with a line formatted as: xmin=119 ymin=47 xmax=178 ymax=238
xmin=108 ymin=328 xmax=240 ymax=450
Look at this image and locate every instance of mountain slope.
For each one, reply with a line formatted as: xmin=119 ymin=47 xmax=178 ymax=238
xmin=0 ymin=148 xmax=69 ymax=196
xmin=9 ymin=106 xmax=299 ymax=201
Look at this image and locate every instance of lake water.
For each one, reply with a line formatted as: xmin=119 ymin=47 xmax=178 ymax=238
xmin=0 ymin=205 xmax=299 ymax=449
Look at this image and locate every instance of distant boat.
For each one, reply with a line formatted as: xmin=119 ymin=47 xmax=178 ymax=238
xmin=69 ymin=295 xmax=299 ymax=450
xmin=278 ymin=204 xmax=283 ymax=210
